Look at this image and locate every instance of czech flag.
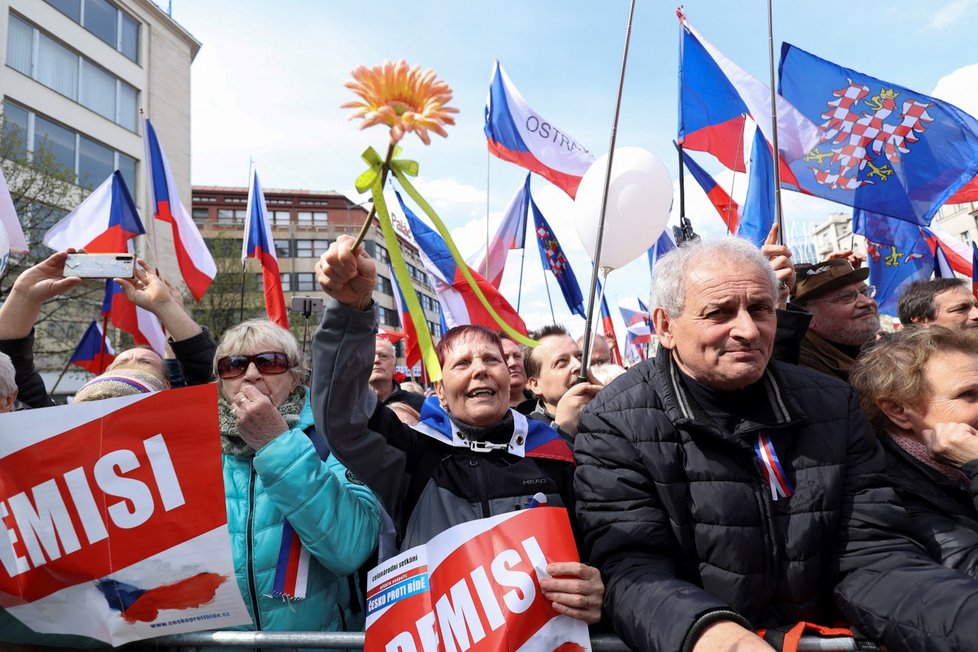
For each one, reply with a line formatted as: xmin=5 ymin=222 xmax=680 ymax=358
xmin=678 ymin=11 xmax=818 ymax=173
xmin=242 ymin=167 xmax=288 ymax=329
xmin=934 ymin=242 xmax=956 ymax=279
xmin=921 ymin=224 xmax=973 ymax=278
xmin=388 ymin=264 xmax=420 ymax=369
xmin=144 ymin=117 xmax=216 ymax=301
xmin=70 ymin=320 xmax=116 ymax=374
xmin=102 ymin=277 xmax=167 ymax=356
xmin=485 ymin=60 xmax=595 ymax=198
xmin=597 ymin=281 xmax=623 ymax=367
xmin=619 ymin=297 xmax=653 ymax=344
xmin=396 ymin=191 xmax=527 ymax=336
xmin=467 ymin=173 xmax=530 ymax=288
xmin=43 ymin=171 xmax=144 ymax=253
xmin=677 ymin=145 xmax=739 ymax=233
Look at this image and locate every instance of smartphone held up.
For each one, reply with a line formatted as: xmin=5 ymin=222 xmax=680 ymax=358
xmin=63 ymin=253 xmax=136 ymax=279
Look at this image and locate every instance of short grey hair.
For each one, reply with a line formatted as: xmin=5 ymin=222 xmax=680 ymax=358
xmin=0 ymin=352 xmax=15 ymax=397
xmin=214 ymin=319 xmax=308 ymax=387
xmin=652 ymin=237 xmax=778 ymax=316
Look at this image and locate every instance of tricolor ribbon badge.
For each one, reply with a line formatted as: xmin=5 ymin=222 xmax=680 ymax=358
xmin=754 ymin=433 xmax=794 ymax=501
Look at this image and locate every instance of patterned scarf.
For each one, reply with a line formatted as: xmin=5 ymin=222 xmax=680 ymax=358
xmin=217 ymin=386 xmax=306 ymax=457
xmin=888 ymin=431 xmax=969 ymax=485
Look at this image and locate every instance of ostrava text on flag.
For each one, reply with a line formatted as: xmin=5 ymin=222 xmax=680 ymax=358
xmin=853 ymin=209 xmax=932 ymax=315
xmin=144 ymin=118 xmax=215 ymax=301
xmin=43 ymin=171 xmax=144 ymax=253
xmin=678 ymin=13 xmax=819 ymax=173
xmin=677 ymin=144 xmax=739 ymax=233
xmin=396 ymin=191 xmax=527 ymax=336
xmin=485 ymin=60 xmax=594 ymax=198
xmin=532 ymin=201 xmax=585 ymax=318
xmin=243 ymin=167 xmax=288 ymax=329
xmin=70 ymin=320 xmax=116 ymax=374
xmin=779 ymin=44 xmax=978 ymax=225
xmin=467 ymin=173 xmax=530 ymax=288
xmin=0 ymin=386 xmax=251 ymax=644
xmin=102 ymin=278 xmax=167 ymax=356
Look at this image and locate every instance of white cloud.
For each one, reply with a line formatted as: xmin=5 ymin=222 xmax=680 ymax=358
xmin=929 ymin=0 xmax=978 ymax=30
xmin=932 ymin=63 xmax=978 ymax=116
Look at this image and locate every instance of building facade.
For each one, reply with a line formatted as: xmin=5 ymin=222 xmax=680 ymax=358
xmin=191 ymin=186 xmax=443 ymax=369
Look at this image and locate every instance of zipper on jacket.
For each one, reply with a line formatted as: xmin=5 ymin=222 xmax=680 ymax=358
xmin=750 ymin=456 xmax=778 ymax=590
xmin=469 ymin=456 xmax=492 ymax=517
xmin=246 ymin=467 xmax=262 ymax=632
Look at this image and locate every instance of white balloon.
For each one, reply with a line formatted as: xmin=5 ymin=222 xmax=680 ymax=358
xmin=574 ymin=147 xmax=673 ymax=270
xmin=0 ymin=221 xmax=9 ymax=277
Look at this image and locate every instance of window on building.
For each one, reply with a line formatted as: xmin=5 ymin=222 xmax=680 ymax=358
xmin=8 ymin=16 xmax=139 ymax=130
xmin=375 ymin=275 xmax=393 ymax=294
xmin=4 ymin=101 xmax=137 ymax=189
xmin=377 ymin=306 xmax=399 ymax=327
xmin=280 ymin=273 xmax=292 ymax=293
xmin=961 ymin=231 xmax=972 ymax=245
xmin=295 ymin=239 xmax=329 ymax=258
xmin=295 ymin=273 xmax=316 ymax=292
xmin=296 ymin=211 xmax=328 ymax=227
xmin=274 ymin=239 xmax=291 ymax=258
xmin=428 ymin=321 xmax=441 ymax=338
xmin=192 ymin=208 xmax=209 ymax=222
xmin=271 ymin=210 xmax=290 ymax=227
xmin=217 ymin=209 xmax=235 ymax=224
xmin=374 ymin=244 xmax=389 ymax=264
xmin=45 ymin=0 xmax=139 ymax=62
xmin=78 ymin=136 xmax=114 ymax=189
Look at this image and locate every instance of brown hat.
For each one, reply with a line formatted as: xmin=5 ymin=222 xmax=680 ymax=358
xmin=792 ymin=259 xmax=870 ymax=304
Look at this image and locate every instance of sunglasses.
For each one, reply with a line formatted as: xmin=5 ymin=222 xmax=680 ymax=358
xmin=217 ymin=352 xmax=290 ymax=379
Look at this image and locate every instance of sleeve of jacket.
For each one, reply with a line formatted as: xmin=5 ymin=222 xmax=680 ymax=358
xmin=773 ymin=305 xmax=812 ymax=366
xmin=169 ymin=327 xmax=217 ymax=386
xmin=574 ymin=403 xmax=750 ymax=652
xmin=253 ymin=426 xmax=380 ymax=576
xmin=310 ymin=298 xmax=411 ymax=525
xmin=0 ymin=329 xmax=53 ymax=409
xmin=832 ymin=389 xmax=978 ymax=652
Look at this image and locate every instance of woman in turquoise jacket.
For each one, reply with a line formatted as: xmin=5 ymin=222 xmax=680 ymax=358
xmin=215 ymin=319 xmax=379 ymax=633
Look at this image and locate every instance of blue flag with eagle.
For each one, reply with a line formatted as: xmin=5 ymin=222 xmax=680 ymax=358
xmin=779 ymin=44 xmax=978 ymax=226
xmin=852 ymin=208 xmax=932 ymax=315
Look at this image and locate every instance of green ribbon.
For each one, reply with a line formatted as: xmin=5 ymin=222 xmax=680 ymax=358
xmin=355 ymin=146 xmax=418 ymax=194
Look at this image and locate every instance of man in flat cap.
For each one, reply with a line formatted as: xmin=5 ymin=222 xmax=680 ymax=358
xmin=790 ymin=259 xmax=881 ymax=383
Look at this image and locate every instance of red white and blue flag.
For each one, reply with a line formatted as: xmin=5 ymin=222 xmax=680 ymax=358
xmin=43 ymin=171 xmax=144 ymax=253
xmin=467 ymin=174 xmax=530 ymax=288
xmin=102 ymin=276 xmax=167 ymax=356
xmin=779 ymin=44 xmax=978 ymax=225
xmin=0 ymin=164 xmax=28 ymax=253
xmin=972 ymin=242 xmax=978 ymax=300
xmin=243 ymin=167 xmax=288 ymax=329
xmin=922 ymin=223 xmax=973 ymax=277
xmin=485 ymin=60 xmax=595 ymax=198
xmin=678 ymin=12 xmax=819 ymax=173
xmin=597 ymin=280 xmax=623 ymax=367
xmin=144 ymin=118 xmax=216 ymax=301
xmin=619 ymin=297 xmax=653 ymax=345
xmin=388 ymin=264 xmax=421 ymax=369
xmin=70 ymin=320 xmax=116 ymax=374
xmin=934 ymin=242 xmax=956 ymax=279
xmin=677 ymin=145 xmax=739 ymax=233
xmin=740 ymin=127 xmax=775 ymax=247
xmin=396 ymin=191 xmax=527 ymax=335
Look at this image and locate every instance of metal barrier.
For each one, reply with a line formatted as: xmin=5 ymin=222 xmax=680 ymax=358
xmin=151 ymin=631 xmax=866 ymax=650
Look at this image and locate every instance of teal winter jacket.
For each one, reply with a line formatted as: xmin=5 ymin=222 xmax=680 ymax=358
xmin=223 ymin=390 xmax=380 ymax=633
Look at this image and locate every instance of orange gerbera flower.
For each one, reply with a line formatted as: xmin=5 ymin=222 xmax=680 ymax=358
xmin=342 ymin=60 xmax=458 ymax=146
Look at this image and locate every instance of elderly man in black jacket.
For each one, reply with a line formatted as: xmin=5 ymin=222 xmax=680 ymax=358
xmin=574 ymin=237 xmax=978 ymax=652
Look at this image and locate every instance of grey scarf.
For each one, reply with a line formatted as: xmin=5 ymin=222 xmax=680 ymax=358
xmin=217 ymin=386 xmax=306 ymax=457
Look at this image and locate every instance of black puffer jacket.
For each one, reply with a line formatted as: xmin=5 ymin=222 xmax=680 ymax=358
xmin=574 ymin=347 xmax=978 ymax=652
xmin=881 ymin=435 xmax=978 ymax=577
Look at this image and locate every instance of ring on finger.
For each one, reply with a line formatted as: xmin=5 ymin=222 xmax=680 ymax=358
xmin=583 ymin=595 xmax=589 ymax=609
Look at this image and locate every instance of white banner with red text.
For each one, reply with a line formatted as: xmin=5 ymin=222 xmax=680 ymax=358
xmin=0 ymin=385 xmax=251 ymax=645
xmin=365 ymin=507 xmax=591 ymax=652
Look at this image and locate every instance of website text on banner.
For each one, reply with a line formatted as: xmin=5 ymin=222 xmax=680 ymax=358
xmin=0 ymin=385 xmax=250 ymax=645
xmin=365 ymin=507 xmax=590 ymax=652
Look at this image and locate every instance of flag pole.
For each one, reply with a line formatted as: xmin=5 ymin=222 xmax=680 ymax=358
xmin=766 ymin=0 xmax=785 ymax=244
xmin=238 ymin=260 xmax=246 ymax=322
xmin=541 ymin=266 xmax=556 ymax=323
xmin=578 ymin=0 xmax=636 ymax=384
xmin=99 ymin=316 xmax=110 ymax=374
xmin=484 ymin=149 xmax=491 ymax=280
xmin=677 ymin=143 xmax=687 ymax=230
xmin=516 ymin=235 xmax=528 ymax=311
xmin=49 ymin=356 xmax=74 ymax=397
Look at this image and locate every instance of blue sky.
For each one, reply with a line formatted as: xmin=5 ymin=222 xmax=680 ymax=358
xmin=168 ymin=0 xmax=978 ymax=345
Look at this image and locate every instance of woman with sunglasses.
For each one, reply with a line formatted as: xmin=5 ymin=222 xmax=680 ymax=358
xmin=213 ymin=319 xmax=379 ymax=635
xmin=311 ymin=237 xmax=604 ymax=625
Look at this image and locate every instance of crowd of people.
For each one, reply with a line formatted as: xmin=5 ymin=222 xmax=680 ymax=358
xmin=3 ymin=231 xmax=978 ymax=651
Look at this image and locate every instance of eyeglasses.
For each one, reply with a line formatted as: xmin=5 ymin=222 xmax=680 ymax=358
xmin=217 ymin=352 xmax=290 ymax=379
xmin=815 ymin=285 xmax=877 ymax=305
